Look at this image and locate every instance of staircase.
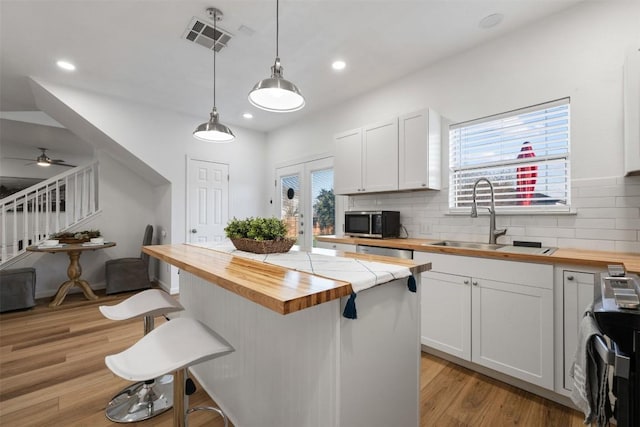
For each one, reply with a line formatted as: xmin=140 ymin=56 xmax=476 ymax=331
xmin=0 ymin=162 xmax=100 ymax=267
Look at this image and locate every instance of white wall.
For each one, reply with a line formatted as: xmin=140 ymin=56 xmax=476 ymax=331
xmin=29 ymin=80 xmax=268 ymax=292
xmin=265 ymin=0 xmax=640 ymax=253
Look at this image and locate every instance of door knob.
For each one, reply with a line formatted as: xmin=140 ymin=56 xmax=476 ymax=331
xmin=190 ymin=229 xmax=197 ymax=233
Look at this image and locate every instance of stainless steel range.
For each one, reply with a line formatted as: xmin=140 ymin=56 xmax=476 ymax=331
xmin=592 ymin=266 xmax=640 ymax=427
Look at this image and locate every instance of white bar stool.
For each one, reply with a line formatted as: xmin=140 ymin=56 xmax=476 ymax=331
xmin=99 ymin=289 xmax=184 ymax=423
xmin=105 ymin=317 xmax=234 ymax=427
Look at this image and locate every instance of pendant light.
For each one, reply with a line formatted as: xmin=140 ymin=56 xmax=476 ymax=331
xmin=248 ymin=0 xmax=305 ymax=113
xmin=193 ymin=7 xmax=235 ymax=142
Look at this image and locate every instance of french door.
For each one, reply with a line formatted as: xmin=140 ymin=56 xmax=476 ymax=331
xmin=275 ymin=157 xmax=336 ymax=251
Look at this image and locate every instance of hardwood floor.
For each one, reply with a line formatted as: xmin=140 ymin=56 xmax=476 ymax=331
xmin=0 ymin=291 xmax=585 ymax=426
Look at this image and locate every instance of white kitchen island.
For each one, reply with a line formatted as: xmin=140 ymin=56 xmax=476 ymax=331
xmin=143 ymin=244 xmax=430 ymax=427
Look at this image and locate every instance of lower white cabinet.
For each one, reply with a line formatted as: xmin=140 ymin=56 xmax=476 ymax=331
xmin=553 ymin=265 xmax=599 ymax=395
xmin=416 ymin=252 xmax=554 ymax=390
xmin=421 ymin=271 xmax=471 ymax=360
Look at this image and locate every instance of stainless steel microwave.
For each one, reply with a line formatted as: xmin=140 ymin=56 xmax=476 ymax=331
xmin=344 ymin=211 xmax=400 ymax=239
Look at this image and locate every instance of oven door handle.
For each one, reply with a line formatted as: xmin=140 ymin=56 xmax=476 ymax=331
xmin=593 ymin=335 xmax=630 ymax=379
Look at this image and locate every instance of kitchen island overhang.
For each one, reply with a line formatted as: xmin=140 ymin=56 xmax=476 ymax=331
xmin=142 ymin=243 xmax=431 ymax=427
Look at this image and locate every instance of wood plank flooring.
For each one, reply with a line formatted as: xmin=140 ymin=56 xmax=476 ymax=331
xmin=1 ymin=291 xmax=586 ymax=426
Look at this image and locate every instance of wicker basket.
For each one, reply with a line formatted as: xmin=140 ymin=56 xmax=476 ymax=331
xmin=230 ymin=237 xmax=296 ymax=254
xmin=58 ymin=237 xmax=90 ymax=244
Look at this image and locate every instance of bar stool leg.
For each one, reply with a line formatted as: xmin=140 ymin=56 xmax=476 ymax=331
xmin=173 ymin=369 xmax=186 ymax=427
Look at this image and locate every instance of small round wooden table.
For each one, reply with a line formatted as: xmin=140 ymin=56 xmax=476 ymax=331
xmin=26 ymin=242 xmax=116 ymax=307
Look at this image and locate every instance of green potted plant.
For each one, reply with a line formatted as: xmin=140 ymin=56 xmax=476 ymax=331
xmin=224 ymin=217 xmax=296 ymax=254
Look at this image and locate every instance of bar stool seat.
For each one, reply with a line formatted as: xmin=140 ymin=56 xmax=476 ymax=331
xmin=106 ymin=317 xmax=234 ymax=427
xmin=99 ymin=288 xmax=183 ymax=321
xmin=99 ymin=289 xmax=184 ymax=423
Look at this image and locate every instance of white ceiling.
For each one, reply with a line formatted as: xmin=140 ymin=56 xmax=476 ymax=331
xmin=0 ymin=0 xmax=583 ymax=153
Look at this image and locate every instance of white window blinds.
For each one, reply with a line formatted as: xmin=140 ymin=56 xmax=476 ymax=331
xmin=449 ymin=98 xmax=570 ymax=211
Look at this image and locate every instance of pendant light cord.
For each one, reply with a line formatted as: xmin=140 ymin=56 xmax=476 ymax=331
xmin=275 ymin=0 xmax=279 ymax=58
xmin=213 ymin=10 xmax=217 ymax=108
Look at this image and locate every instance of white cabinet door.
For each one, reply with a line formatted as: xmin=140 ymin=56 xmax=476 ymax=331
xmin=334 ymin=128 xmax=363 ymax=195
xmin=362 ymin=118 xmax=398 ymax=193
xmin=399 ymin=109 xmax=441 ymax=190
xmin=471 ymin=278 xmax=554 ymax=390
xmin=421 ymin=270 xmax=471 ymax=360
xmin=624 ymin=46 xmax=640 ymax=175
xmin=562 ymin=270 xmax=595 ymax=392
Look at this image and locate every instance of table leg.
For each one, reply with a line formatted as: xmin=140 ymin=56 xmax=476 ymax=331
xmin=49 ymin=250 xmax=99 ymax=307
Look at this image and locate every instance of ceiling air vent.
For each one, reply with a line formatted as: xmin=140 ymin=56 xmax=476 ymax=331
xmin=183 ymin=16 xmax=232 ymax=52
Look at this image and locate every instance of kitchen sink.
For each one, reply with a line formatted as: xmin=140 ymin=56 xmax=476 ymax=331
xmin=422 ymin=240 xmax=557 ymax=255
xmin=423 ymin=241 xmax=505 ymax=251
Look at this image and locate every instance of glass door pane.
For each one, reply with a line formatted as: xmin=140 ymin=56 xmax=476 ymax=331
xmin=280 ymin=173 xmax=300 ymax=244
xmin=311 ymin=168 xmax=334 ymax=247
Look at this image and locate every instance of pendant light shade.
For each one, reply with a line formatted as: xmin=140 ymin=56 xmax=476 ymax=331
xmin=193 ymin=7 xmax=235 ymax=142
xmin=193 ymin=107 xmax=235 ymax=142
xmin=248 ymin=0 xmax=305 ymax=113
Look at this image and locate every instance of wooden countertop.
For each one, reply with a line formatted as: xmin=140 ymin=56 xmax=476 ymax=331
xmin=143 ymin=244 xmax=430 ymax=315
xmin=316 ymin=236 xmax=640 ymax=274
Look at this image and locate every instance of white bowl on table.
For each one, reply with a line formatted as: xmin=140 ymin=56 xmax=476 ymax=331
xmin=90 ymin=237 xmax=104 ymax=244
xmin=43 ymin=239 xmax=59 ymax=246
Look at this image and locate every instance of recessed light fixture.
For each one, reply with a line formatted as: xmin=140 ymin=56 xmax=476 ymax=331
xmin=479 ymin=13 xmax=503 ymax=29
xmin=243 ymin=113 xmax=253 ymax=119
xmin=332 ymin=60 xmax=346 ymax=71
xmin=56 ymin=60 xmax=76 ymax=71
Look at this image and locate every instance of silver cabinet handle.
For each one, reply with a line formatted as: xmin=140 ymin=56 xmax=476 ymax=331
xmin=190 ymin=229 xmax=197 ymax=233
xmin=464 ymin=280 xmax=470 ymax=285
xmin=472 ymin=281 xmax=478 ymax=286
xmin=567 ymin=275 xmax=574 ymax=281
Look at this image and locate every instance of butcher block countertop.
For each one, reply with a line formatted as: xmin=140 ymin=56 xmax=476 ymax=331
xmin=316 ymin=236 xmax=640 ymax=274
xmin=143 ymin=244 xmax=430 ymax=315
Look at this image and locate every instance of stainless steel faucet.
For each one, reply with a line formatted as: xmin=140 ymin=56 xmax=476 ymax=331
xmin=471 ymin=178 xmax=507 ymax=244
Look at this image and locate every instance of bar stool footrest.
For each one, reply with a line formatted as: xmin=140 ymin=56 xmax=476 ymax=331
xmin=187 ymin=406 xmax=229 ymax=427
xmin=105 ymin=375 xmax=173 ymax=423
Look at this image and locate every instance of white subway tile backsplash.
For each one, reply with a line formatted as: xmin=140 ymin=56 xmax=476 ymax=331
xmin=577 ymin=208 xmax=639 ymax=219
xmin=572 ymin=197 xmax=617 ymax=208
xmin=575 ymin=228 xmax=636 ymax=241
xmin=616 ymin=218 xmax=640 ymax=230
xmin=557 ymin=218 xmax=616 ymax=229
xmin=349 ymin=177 xmax=639 ymax=253
xmin=525 ymin=227 xmax=575 ymax=238
xmin=615 ymin=241 xmax=640 ymax=253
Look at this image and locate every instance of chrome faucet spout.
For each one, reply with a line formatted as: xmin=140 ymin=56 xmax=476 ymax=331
xmin=471 ymin=177 xmax=507 ymax=244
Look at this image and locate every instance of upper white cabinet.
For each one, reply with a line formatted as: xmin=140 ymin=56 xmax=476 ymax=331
xmin=399 ymin=109 xmax=441 ymax=190
xmin=334 ymin=108 xmax=441 ymax=195
xmin=624 ymin=46 xmax=640 ymax=176
xmin=334 ymin=128 xmax=364 ymax=194
xmin=334 ymin=119 xmax=398 ymax=194
xmin=416 ymin=252 xmax=554 ymax=390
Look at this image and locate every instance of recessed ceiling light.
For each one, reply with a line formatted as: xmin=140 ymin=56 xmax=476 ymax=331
xmin=332 ymin=60 xmax=346 ymax=71
xmin=243 ymin=112 xmax=253 ymax=119
xmin=479 ymin=13 xmax=503 ymax=29
xmin=56 ymin=60 xmax=76 ymax=71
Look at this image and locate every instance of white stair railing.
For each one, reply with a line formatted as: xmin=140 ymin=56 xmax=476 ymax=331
xmin=0 ymin=161 xmax=100 ymax=266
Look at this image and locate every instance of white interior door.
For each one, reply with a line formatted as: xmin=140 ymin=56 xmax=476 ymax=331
xmin=187 ymin=159 xmax=229 ymax=244
xmin=276 ymin=157 xmax=336 ymax=251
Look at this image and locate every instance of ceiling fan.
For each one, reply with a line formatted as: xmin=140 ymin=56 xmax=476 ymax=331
xmin=6 ymin=148 xmax=76 ymax=168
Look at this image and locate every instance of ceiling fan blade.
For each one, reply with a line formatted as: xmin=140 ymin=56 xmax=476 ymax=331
xmin=4 ymin=157 xmax=34 ymax=161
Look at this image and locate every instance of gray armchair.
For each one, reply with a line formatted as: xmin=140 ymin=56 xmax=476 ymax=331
xmin=105 ymin=224 xmax=153 ymax=295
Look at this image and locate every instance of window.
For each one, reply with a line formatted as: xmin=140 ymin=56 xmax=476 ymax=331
xmin=449 ymin=98 xmax=570 ymax=212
